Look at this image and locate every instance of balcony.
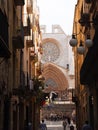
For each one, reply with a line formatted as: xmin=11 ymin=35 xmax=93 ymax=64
xmin=14 ymin=0 xmax=25 ymax=6
xmin=12 ymin=86 xmax=36 ymax=98
xmin=12 ymin=28 xmax=24 ymax=49
xmin=27 ymin=5 xmax=32 ymax=14
xmin=30 ymin=55 xmax=35 ymax=61
xmin=26 ymin=40 xmax=34 ymax=48
xmin=23 ymin=26 xmax=30 ymax=36
xmin=27 ymin=0 xmax=33 ymax=14
xmin=24 ymin=16 xmax=31 ymax=36
xmin=30 ymin=53 xmax=38 ymax=63
xmin=79 ymin=13 xmax=90 ymax=27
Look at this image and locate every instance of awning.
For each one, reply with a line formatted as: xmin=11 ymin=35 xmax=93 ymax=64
xmin=80 ymin=29 xmax=98 ymax=85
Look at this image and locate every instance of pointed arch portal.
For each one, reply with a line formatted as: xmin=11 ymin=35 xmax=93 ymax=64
xmin=42 ymin=63 xmax=69 ymax=92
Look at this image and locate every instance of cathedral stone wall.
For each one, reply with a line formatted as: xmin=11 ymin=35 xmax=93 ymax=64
xmin=40 ymin=25 xmax=75 ymax=89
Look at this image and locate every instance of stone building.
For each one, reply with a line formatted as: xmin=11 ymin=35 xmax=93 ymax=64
xmin=70 ymin=0 xmax=98 ymax=130
xmin=0 ymin=1 xmax=25 ymax=129
xmin=0 ymin=0 xmax=42 ymax=130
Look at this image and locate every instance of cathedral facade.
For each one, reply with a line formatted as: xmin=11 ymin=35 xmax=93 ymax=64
xmin=40 ymin=25 xmax=76 ymax=119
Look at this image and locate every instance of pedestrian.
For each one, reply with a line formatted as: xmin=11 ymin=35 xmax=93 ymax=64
xmin=24 ymin=120 xmax=28 ymax=130
xmin=40 ymin=119 xmax=47 ymax=130
xmin=63 ymin=120 xmax=67 ymax=130
xmin=67 ymin=117 xmax=71 ymax=125
xmin=70 ymin=123 xmax=74 ymax=130
xmin=82 ymin=120 xmax=92 ymax=130
xmin=28 ymin=122 xmax=32 ymax=130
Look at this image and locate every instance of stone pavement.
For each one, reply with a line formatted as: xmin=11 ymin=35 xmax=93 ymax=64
xmin=45 ymin=120 xmax=77 ymax=130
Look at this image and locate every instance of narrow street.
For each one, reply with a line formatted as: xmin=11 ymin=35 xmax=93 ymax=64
xmin=45 ymin=120 xmax=76 ymax=130
xmin=0 ymin=0 xmax=98 ymax=130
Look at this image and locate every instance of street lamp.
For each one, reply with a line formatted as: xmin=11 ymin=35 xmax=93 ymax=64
xmin=69 ymin=35 xmax=78 ymax=47
xmin=69 ymin=31 xmax=93 ymax=55
xmin=69 ymin=27 xmax=93 ymax=50
xmin=85 ymin=34 xmax=93 ymax=48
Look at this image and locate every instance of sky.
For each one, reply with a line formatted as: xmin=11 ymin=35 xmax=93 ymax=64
xmin=37 ymin=0 xmax=77 ymax=35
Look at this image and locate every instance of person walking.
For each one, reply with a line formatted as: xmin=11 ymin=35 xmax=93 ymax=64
xmin=63 ymin=120 xmax=67 ymax=130
xmin=70 ymin=123 xmax=74 ymax=130
xmin=40 ymin=119 xmax=47 ymax=130
xmin=28 ymin=122 xmax=32 ymax=130
xmin=82 ymin=120 xmax=92 ymax=130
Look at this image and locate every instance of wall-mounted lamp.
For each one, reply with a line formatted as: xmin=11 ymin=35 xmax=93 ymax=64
xmin=69 ymin=31 xmax=93 ymax=47
xmin=77 ymin=40 xmax=85 ymax=55
xmin=69 ymin=28 xmax=93 ymax=55
xmin=85 ymin=34 xmax=93 ymax=47
xmin=69 ymin=34 xmax=78 ymax=47
xmin=70 ymin=38 xmax=85 ymax=55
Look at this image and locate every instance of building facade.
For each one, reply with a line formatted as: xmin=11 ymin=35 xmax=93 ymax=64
xmin=0 ymin=0 xmax=42 ymax=130
xmin=70 ymin=0 xmax=98 ymax=130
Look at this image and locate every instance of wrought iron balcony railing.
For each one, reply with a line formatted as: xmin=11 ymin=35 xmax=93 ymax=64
xmin=12 ymin=27 xmax=24 ymax=49
xmin=26 ymin=40 xmax=34 ymax=48
xmin=23 ymin=16 xmax=31 ymax=36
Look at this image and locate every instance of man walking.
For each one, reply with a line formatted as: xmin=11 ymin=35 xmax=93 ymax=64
xmin=82 ymin=120 xmax=92 ymax=130
xmin=63 ymin=120 xmax=67 ymax=130
xmin=40 ymin=119 xmax=47 ymax=130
